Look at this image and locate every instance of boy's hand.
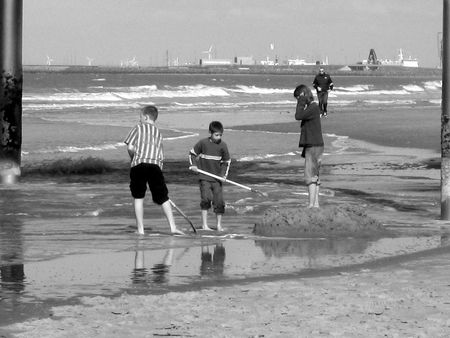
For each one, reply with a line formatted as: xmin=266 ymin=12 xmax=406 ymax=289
xmin=189 ymin=166 xmax=199 ymax=173
xmin=297 ymin=96 xmax=308 ymax=105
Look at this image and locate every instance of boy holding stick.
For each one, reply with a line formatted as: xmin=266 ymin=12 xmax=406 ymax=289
xmin=189 ymin=121 xmax=231 ymax=231
xmin=124 ymin=105 xmax=184 ymax=235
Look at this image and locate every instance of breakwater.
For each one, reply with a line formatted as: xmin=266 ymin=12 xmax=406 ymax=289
xmin=23 ymin=64 xmax=442 ymax=77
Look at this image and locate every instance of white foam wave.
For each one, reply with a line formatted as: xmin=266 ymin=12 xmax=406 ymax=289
xmin=173 ymin=100 xmax=293 ymax=107
xmin=111 ymin=84 xmax=230 ymax=99
xmin=402 ymin=84 xmax=424 ymax=92
xmin=336 ymin=84 xmax=372 ymax=92
xmin=23 ymin=102 xmax=134 ymax=110
xmin=429 ymin=99 xmax=442 ymax=105
xmin=23 ymin=92 xmax=123 ymax=102
xmin=22 ymin=80 xmax=441 ymax=113
xmin=230 ymin=85 xmax=292 ymax=95
xmin=34 ymin=142 xmax=125 ymax=154
xmin=336 ymin=89 xmax=410 ymax=96
xmin=423 ymin=80 xmax=442 ymax=90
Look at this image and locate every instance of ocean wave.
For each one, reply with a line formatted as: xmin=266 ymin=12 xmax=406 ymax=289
xmin=23 ymin=102 xmax=135 ymax=111
xmin=22 ymin=97 xmax=439 ymax=115
xmin=22 ymin=79 xmax=442 ymax=115
xmin=229 ymin=85 xmax=292 ymax=95
xmin=336 ymin=84 xmax=372 ymax=92
xmin=429 ymin=99 xmax=442 ymax=105
xmin=336 ymin=89 xmax=410 ymax=96
xmin=110 ymin=84 xmax=230 ymax=99
xmin=30 ymin=142 xmax=125 ymax=154
xmin=402 ymin=84 xmax=424 ymax=92
xmin=24 ymin=81 xmax=441 ymax=105
xmin=23 ymin=92 xmax=123 ymax=102
xmin=423 ymin=80 xmax=442 ymax=90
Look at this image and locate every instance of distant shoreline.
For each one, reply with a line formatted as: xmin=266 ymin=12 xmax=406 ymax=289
xmin=23 ymin=64 xmax=442 ymax=78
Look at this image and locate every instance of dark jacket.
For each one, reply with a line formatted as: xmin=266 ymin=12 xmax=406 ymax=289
xmin=295 ymin=97 xmax=324 ymax=148
xmin=312 ymin=73 xmax=333 ymax=92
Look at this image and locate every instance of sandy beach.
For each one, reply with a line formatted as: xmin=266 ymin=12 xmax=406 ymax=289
xmin=3 ymin=249 xmax=450 ymax=337
xmin=2 ymin=105 xmax=450 ymax=337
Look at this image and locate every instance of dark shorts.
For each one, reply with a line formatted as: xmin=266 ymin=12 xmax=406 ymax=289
xmin=199 ymin=180 xmax=225 ymax=214
xmin=129 ymin=163 xmax=169 ymax=204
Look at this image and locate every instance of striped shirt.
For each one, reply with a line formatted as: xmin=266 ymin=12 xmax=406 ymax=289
xmin=124 ymin=122 xmax=164 ymax=168
xmin=189 ymin=137 xmax=231 ymax=181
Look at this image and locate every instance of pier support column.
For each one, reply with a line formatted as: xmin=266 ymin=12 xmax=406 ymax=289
xmin=441 ymin=0 xmax=450 ymax=219
xmin=0 ymin=0 xmax=22 ymax=184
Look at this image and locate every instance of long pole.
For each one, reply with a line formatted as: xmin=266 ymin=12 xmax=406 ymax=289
xmin=442 ymin=0 xmax=450 ymax=219
xmin=190 ymin=167 xmax=268 ymax=197
xmin=0 ymin=0 xmax=22 ymax=184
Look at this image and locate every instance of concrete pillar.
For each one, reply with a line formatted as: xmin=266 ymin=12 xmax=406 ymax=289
xmin=0 ymin=0 xmax=22 ymax=184
xmin=442 ymin=0 xmax=450 ymax=218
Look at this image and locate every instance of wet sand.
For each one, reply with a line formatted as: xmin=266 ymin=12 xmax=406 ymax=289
xmin=2 ymin=106 xmax=450 ymax=337
xmin=3 ymin=249 xmax=450 ymax=337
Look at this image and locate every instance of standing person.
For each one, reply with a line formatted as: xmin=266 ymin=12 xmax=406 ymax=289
xmin=294 ymin=84 xmax=324 ymax=208
xmin=189 ymin=121 xmax=231 ymax=231
xmin=312 ymin=67 xmax=334 ymax=117
xmin=124 ymin=105 xmax=184 ymax=235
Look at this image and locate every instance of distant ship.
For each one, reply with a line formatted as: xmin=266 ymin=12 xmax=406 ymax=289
xmin=287 ymin=58 xmax=317 ymax=66
xmin=378 ymin=49 xmax=419 ymax=68
xmin=348 ymin=48 xmax=419 ymax=71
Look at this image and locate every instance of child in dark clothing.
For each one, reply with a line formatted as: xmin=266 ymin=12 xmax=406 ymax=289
xmin=294 ymin=84 xmax=324 ymax=208
xmin=189 ymin=121 xmax=231 ymax=231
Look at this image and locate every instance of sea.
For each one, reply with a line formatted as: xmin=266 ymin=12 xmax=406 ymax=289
xmin=0 ymin=70 xmax=446 ymax=326
xmin=22 ymin=71 xmax=442 ymax=163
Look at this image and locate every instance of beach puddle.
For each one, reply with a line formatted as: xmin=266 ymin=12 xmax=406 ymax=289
xmin=0 ymin=171 xmax=446 ymax=325
xmin=1 ymin=231 xmax=449 ymax=325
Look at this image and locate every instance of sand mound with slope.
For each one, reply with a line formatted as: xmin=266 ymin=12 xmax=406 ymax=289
xmin=254 ymin=204 xmax=386 ymax=237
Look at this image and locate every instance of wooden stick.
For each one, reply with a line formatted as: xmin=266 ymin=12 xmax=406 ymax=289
xmin=169 ymin=199 xmax=197 ymax=233
xmin=189 ymin=167 xmax=268 ymax=197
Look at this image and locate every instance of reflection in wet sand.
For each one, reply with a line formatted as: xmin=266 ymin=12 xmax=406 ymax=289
xmin=0 ymin=210 xmax=26 ymax=325
xmin=0 ymin=264 xmax=25 ymax=293
xmin=200 ymin=244 xmax=226 ymax=277
xmin=1 ymin=189 xmax=26 ymax=291
xmin=131 ymin=240 xmax=175 ymax=286
xmin=255 ymin=238 xmax=370 ymax=259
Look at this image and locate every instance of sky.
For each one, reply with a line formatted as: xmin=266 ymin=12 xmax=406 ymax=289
xmin=23 ymin=0 xmax=443 ymax=68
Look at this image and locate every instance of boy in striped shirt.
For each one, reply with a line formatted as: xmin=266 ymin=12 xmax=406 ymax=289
xmin=189 ymin=121 xmax=231 ymax=231
xmin=124 ymin=105 xmax=184 ymax=235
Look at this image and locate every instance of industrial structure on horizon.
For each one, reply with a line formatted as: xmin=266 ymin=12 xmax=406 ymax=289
xmin=368 ymin=48 xmax=419 ymax=67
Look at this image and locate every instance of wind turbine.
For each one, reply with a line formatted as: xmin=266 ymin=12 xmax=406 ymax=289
xmin=46 ymin=55 xmax=54 ymax=66
xmin=202 ymin=45 xmax=213 ymax=60
xmin=86 ymin=57 xmax=94 ymax=66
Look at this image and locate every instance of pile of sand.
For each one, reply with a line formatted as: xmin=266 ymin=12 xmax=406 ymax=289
xmin=254 ymin=204 xmax=386 ymax=237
